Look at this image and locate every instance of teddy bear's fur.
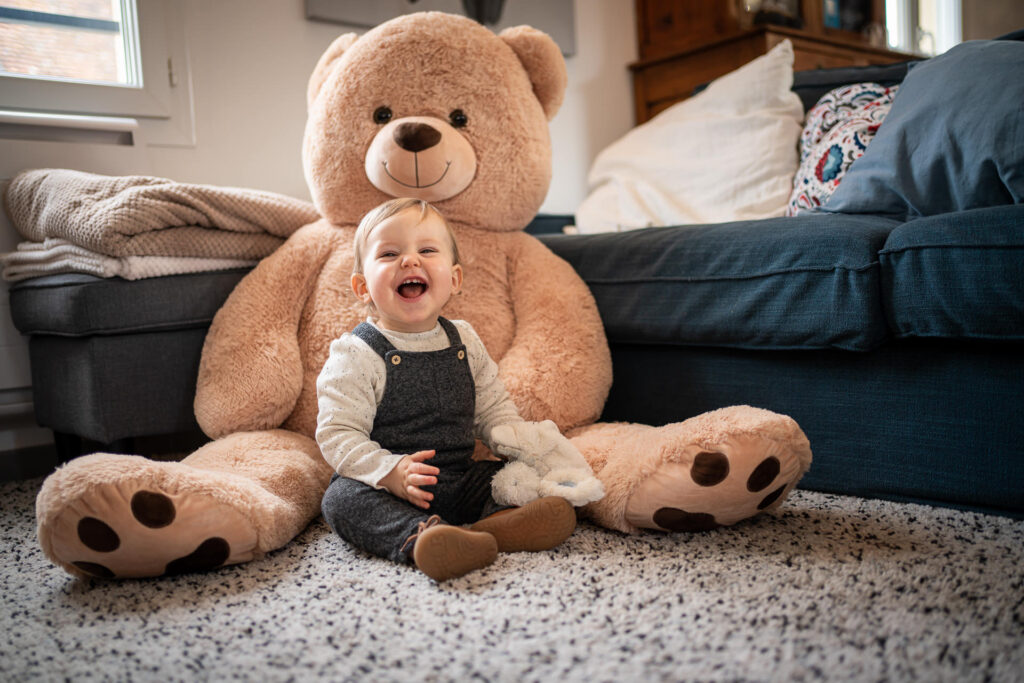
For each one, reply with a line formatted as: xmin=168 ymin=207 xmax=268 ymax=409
xmin=35 ymin=12 xmax=811 ymax=579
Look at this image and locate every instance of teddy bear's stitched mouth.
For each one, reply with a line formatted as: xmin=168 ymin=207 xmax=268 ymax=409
xmin=382 ymin=160 xmax=452 ymax=189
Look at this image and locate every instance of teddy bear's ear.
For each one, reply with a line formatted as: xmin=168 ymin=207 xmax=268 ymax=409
xmin=307 ymin=33 xmax=360 ymax=109
xmin=499 ymin=26 xmax=568 ymax=121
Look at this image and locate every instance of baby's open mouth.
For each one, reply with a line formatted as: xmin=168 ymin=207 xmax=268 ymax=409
xmin=397 ymin=278 xmax=427 ymax=298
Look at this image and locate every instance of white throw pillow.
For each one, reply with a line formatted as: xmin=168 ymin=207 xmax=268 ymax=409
xmin=575 ymin=40 xmax=804 ymax=233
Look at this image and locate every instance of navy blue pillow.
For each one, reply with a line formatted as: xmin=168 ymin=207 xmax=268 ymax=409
xmin=822 ymin=39 xmax=1024 ymax=219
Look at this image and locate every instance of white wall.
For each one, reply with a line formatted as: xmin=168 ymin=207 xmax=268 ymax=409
xmin=141 ymin=0 xmax=637 ymax=210
xmin=0 ymin=0 xmax=637 ymax=452
xmin=544 ymin=0 xmax=638 ymax=212
xmin=962 ymin=0 xmax=1024 ymax=40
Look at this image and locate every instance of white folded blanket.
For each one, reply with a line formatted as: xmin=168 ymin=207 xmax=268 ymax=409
xmin=1 ymin=238 xmax=256 ymax=282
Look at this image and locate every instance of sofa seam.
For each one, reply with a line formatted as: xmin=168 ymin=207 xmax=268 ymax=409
xmin=879 ymin=244 xmax=1024 ymax=256
xmin=7 ymin=268 xmax=253 ymax=292
xmin=18 ymin=319 xmax=214 ymax=338
xmin=582 ymin=262 xmax=880 ymax=285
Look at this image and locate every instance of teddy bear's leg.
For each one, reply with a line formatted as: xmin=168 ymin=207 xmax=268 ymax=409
xmin=36 ymin=429 xmax=333 ymax=579
xmin=568 ymin=406 xmax=812 ymax=534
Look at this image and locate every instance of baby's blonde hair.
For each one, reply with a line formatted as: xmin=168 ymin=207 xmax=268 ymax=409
xmin=352 ymin=198 xmax=460 ymax=275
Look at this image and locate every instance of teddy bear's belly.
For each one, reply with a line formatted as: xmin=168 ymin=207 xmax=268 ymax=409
xmin=441 ymin=286 xmax=516 ymax=361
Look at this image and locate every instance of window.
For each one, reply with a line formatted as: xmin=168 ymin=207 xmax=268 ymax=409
xmin=0 ymin=1 xmax=140 ymax=86
xmin=0 ymin=0 xmax=193 ymax=145
xmin=887 ymin=0 xmax=962 ymax=56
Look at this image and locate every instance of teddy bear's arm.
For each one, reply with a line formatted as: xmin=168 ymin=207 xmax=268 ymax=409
xmin=194 ymin=222 xmax=339 ymax=439
xmin=499 ymin=234 xmax=613 ymax=431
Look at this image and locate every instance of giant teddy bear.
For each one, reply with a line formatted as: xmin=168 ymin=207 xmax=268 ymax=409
xmin=36 ymin=12 xmax=811 ymax=579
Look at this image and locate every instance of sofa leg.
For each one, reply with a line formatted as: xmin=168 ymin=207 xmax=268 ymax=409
xmin=52 ymin=432 xmax=82 ymax=463
xmin=51 ymin=433 xmax=136 ymax=462
xmin=101 ymin=438 xmax=135 ymax=454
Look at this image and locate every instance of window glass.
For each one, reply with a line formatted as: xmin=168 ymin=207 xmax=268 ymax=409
xmin=886 ymin=0 xmax=961 ymax=56
xmin=0 ymin=1 xmax=138 ymax=86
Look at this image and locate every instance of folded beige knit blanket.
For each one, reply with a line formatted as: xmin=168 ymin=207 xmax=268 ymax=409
xmin=3 ymin=168 xmax=320 ymax=259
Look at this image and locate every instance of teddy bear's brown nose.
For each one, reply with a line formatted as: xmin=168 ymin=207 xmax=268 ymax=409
xmin=393 ymin=122 xmax=442 ymax=153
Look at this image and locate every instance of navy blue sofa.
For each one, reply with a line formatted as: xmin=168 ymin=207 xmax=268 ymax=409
xmin=9 ymin=48 xmax=1023 ymax=518
xmin=533 ymin=204 xmax=1023 ymax=518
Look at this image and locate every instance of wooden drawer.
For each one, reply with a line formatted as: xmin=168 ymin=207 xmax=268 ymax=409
xmin=777 ymin=34 xmax=899 ymax=70
xmin=632 ymin=34 xmax=765 ymax=122
xmin=631 ymin=27 xmax=912 ymax=124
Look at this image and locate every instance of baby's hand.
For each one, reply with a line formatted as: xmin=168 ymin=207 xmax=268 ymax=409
xmin=381 ymin=450 xmax=439 ymax=509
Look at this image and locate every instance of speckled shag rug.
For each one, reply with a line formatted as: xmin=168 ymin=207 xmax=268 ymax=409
xmin=1 ymin=476 xmax=1022 ymax=682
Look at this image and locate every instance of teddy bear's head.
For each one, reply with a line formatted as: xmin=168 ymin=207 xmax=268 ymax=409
xmin=302 ymin=11 xmax=566 ymax=232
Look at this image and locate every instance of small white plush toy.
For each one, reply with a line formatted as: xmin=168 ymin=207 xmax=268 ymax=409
xmin=489 ymin=420 xmax=605 ymax=507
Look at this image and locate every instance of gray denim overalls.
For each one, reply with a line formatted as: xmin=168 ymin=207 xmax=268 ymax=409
xmin=321 ymin=317 xmax=505 ymax=562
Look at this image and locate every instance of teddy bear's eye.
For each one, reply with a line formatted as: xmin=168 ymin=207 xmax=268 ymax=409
xmin=373 ymin=106 xmax=393 ymax=125
xmin=449 ymin=109 xmax=468 ymax=128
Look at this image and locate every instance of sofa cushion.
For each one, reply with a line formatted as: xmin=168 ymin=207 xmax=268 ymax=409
xmin=9 ymin=269 xmax=250 ymax=336
xmin=540 ymin=213 xmax=900 ymax=352
xmin=822 ymin=39 xmax=1024 ymax=219
xmin=880 ymin=205 xmax=1024 ymax=341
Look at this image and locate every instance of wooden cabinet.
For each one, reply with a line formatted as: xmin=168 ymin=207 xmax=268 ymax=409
xmin=631 ymin=0 xmax=915 ymax=123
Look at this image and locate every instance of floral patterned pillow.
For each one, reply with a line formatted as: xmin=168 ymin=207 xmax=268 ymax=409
xmin=786 ymin=83 xmax=899 ymax=216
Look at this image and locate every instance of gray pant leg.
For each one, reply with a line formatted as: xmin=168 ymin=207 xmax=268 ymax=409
xmin=443 ymin=459 xmax=508 ymax=524
xmin=322 ymin=462 xmax=509 ymax=564
xmin=322 ymin=474 xmax=429 ymax=563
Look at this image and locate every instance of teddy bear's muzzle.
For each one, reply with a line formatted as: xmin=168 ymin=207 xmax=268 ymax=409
xmin=365 ymin=115 xmax=477 ymax=202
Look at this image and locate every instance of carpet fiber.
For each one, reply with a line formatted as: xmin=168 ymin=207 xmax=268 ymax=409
xmin=2 ymin=476 xmax=1021 ymax=682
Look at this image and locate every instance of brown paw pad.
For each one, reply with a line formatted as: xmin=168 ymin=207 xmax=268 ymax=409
xmin=652 ymin=507 xmax=721 ymax=532
xmin=757 ymin=484 xmax=788 ymax=510
xmin=131 ymin=491 xmax=176 ymax=528
xmin=166 ymin=538 xmax=231 ymax=575
xmin=690 ymin=451 xmax=729 ymax=486
xmin=77 ymin=517 xmax=120 ymax=552
xmin=747 ymin=456 xmax=781 ymax=492
xmin=72 ymin=561 xmax=115 ymax=579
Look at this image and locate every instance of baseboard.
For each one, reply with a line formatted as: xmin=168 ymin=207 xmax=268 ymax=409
xmin=0 ymin=442 xmax=59 ymax=482
xmin=0 ymin=430 xmax=209 ymax=483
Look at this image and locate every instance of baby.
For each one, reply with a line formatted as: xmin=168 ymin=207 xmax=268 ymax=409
xmin=317 ymin=198 xmax=599 ymax=582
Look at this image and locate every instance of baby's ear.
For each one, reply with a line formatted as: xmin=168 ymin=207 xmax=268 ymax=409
xmin=308 ymin=33 xmax=359 ymax=109
xmin=350 ymin=273 xmax=370 ymax=301
xmin=450 ymin=263 xmax=464 ymax=294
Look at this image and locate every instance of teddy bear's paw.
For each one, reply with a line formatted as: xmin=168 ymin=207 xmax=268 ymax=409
xmin=624 ymin=432 xmax=811 ymax=532
xmin=38 ymin=456 xmax=260 ymax=579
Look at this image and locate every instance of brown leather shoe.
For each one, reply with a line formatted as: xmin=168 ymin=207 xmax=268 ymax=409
xmin=409 ymin=521 xmax=498 ymax=582
xmin=471 ymin=496 xmax=576 ymax=552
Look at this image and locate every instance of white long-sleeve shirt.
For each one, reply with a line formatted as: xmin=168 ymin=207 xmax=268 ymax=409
xmin=315 ymin=318 xmax=525 ymax=488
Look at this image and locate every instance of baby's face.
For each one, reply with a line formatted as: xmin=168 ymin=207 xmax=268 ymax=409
xmin=352 ymin=208 xmax=463 ymax=333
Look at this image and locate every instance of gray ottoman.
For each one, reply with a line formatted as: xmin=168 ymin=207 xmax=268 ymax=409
xmin=9 ymin=268 xmax=251 ymax=460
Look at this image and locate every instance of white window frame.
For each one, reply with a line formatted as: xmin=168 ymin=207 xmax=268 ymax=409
xmin=0 ymin=0 xmax=194 ymax=146
xmin=887 ymin=0 xmax=962 ymax=56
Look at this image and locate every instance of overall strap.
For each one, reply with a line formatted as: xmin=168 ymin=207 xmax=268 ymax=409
xmin=437 ymin=317 xmax=463 ymax=347
xmin=351 ymin=322 xmax=396 ymax=358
